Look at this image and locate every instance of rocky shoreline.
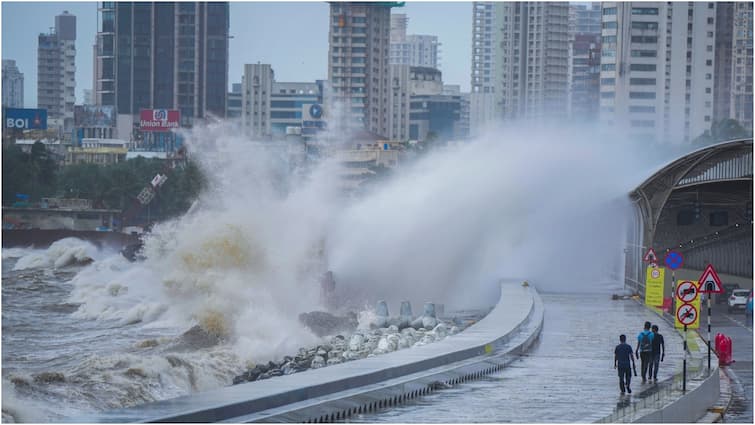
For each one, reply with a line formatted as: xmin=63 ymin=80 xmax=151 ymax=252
xmin=232 ymin=304 xmax=483 ymax=386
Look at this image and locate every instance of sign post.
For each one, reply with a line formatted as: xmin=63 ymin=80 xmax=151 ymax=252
xmin=676 ymin=303 xmax=697 ymax=392
xmin=665 ymin=250 xmax=684 ymax=324
xmin=675 ymin=275 xmax=698 ymax=394
xmin=698 ymin=264 xmax=723 ymax=371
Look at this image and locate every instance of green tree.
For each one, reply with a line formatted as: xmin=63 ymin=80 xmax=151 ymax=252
xmin=692 ymin=119 xmax=751 ymax=147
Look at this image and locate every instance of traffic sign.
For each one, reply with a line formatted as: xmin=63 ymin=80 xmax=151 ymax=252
xmin=651 ymin=268 xmax=661 ymax=279
xmin=676 ymin=303 xmax=698 ymax=326
xmin=676 ymin=281 xmax=698 ymax=303
xmin=697 ymin=264 xmax=723 ymax=293
xmin=643 ymin=248 xmax=658 ymax=263
xmin=664 ymin=251 xmax=684 ymax=270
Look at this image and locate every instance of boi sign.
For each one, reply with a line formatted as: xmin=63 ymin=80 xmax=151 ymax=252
xmin=4 ymin=108 xmax=48 ymax=130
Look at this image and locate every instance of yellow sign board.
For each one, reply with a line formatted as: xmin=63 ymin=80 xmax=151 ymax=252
xmin=645 ymin=266 xmax=665 ymax=307
xmin=675 ymin=288 xmax=701 ymax=329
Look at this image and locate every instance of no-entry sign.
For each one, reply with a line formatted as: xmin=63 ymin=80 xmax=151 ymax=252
xmin=676 ymin=281 xmax=698 ymax=303
xmin=676 ymin=303 xmax=699 ymax=327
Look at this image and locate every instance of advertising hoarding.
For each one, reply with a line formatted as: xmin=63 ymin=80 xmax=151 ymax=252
xmin=4 ymin=108 xmax=47 ymax=130
xmin=139 ymin=109 xmax=180 ymax=132
xmin=74 ymin=105 xmax=115 ymax=128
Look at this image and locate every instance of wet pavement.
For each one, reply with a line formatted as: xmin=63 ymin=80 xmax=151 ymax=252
xmin=702 ymin=302 xmax=753 ymax=423
xmin=347 ymin=291 xmax=693 ymax=423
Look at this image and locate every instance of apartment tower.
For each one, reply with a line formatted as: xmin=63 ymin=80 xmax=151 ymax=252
xmin=599 ymin=2 xmax=717 ymax=143
xmin=94 ymin=2 xmax=229 ymax=128
xmin=38 ymin=11 xmax=76 ymax=132
xmin=470 ymin=2 xmax=570 ymax=135
xmin=327 ymin=2 xmax=400 ymax=139
xmin=2 ymin=60 xmax=24 ymax=108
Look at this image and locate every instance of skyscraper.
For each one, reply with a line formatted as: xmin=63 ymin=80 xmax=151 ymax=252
xmin=730 ymin=2 xmax=753 ymax=132
xmin=599 ymin=2 xmax=717 ymax=143
xmin=327 ymin=2 xmax=400 ymax=139
xmin=241 ymin=63 xmax=274 ymax=138
xmin=2 ymin=60 xmax=24 ymax=108
xmin=389 ymin=15 xmax=441 ymax=69
xmin=568 ymin=3 xmax=601 ymax=121
xmin=38 ymin=11 xmax=76 ymax=132
xmin=95 ymin=2 xmax=229 ymax=129
xmin=470 ymin=2 xmax=569 ymax=135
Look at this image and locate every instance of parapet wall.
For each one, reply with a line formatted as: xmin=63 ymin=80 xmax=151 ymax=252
xmin=81 ymin=282 xmax=544 ymax=423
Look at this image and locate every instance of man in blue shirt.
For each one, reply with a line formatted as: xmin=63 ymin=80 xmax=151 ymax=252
xmin=635 ymin=321 xmax=655 ymax=383
xmin=614 ymin=334 xmax=636 ymax=394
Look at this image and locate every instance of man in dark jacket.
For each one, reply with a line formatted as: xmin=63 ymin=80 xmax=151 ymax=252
xmin=615 ymin=334 xmax=636 ymax=394
xmin=648 ymin=324 xmax=665 ymax=382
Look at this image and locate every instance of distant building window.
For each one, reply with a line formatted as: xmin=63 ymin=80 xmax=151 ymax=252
xmin=631 ymin=21 xmax=658 ymax=30
xmin=601 ymin=78 xmax=615 ymax=85
xmin=630 ymin=63 xmax=656 ymax=71
xmin=632 ymin=7 xmax=659 ymax=15
xmin=602 ymin=21 xmax=617 ymax=29
xmin=629 ymin=91 xmax=656 ymax=99
xmin=602 ymin=35 xmax=617 ymax=43
xmin=600 ymin=91 xmax=615 ymax=98
xmin=631 ymin=50 xmax=657 ymax=57
xmin=630 ymin=78 xmax=656 ymax=85
xmin=603 ymin=7 xmax=616 ymax=15
xmin=601 ymin=63 xmax=616 ymax=71
xmin=629 ymin=105 xmax=655 ymax=112
xmin=631 ymin=35 xmax=658 ymax=43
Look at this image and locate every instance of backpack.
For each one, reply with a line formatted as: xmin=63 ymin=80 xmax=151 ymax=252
xmin=639 ymin=331 xmax=652 ymax=353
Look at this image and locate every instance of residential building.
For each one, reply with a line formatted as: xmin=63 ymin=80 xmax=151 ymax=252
xmin=2 ymin=60 xmax=24 ymax=108
xmin=571 ymin=2 xmax=601 ymax=34
xmin=731 ymin=2 xmax=753 ymax=132
xmin=327 ymin=2 xmax=400 ymax=139
xmin=713 ymin=3 xmax=734 ymax=124
xmin=228 ymin=83 xmax=242 ymax=119
xmin=38 ymin=11 xmax=76 ymax=133
xmin=569 ymin=33 xmax=601 ymax=121
xmin=387 ymin=66 xmax=461 ymax=142
xmin=94 ymin=2 xmax=230 ymax=133
xmin=470 ymin=2 xmax=570 ymax=135
xmin=271 ymin=82 xmax=320 ymax=136
xmin=241 ymin=63 xmax=274 ymax=138
xmin=599 ymin=2 xmax=717 ymax=143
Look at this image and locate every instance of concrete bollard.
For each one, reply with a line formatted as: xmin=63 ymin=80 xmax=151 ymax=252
xmin=375 ymin=300 xmax=389 ymax=328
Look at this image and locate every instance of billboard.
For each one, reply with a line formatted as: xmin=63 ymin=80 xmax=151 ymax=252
xmin=139 ymin=109 xmax=180 ymax=132
xmin=4 ymin=108 xmax=47 ymax=130
xmin=75 ymin=105 xmax=115 ymax=128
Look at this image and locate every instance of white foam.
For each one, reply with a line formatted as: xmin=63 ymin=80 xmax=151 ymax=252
xmin=12 ymin=238 xmax=100 ymax=271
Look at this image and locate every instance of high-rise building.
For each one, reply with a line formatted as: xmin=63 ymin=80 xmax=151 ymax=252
xmin=95 ymin=2 xmax=229 ymax=129
xmin=227 ymin=83 xmax=242 ymax=119
xmin=241 ymin=63 xmax=274 ymax=138
xmin=389 ymin=16 xmax=440 ymax=69
xmin=571 ymin=2 xmax=601 ymax=34
xmin=2 ymin=60 xmax=24 ymax=108
xmin=568 ymin=3 xmax=601 ymax=122
xmin=327 ymin=2 xmax=400 ymax=139
xmin=731 ymin=2 xmax=753 ymax=132
xmin=470 ymin=2 xmax=569 ymax=135
xmin=599 ymin=2 xmax=717 ymax=143
xmin=38 ymin=11 xmax=76 ymax=132
xmin=713 ymin=3 xmax=734 ymax=124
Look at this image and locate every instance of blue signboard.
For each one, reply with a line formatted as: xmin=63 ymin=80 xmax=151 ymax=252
xmin=664 ymin=251 xmax=684 ymax=270
xmin=4 ymin=108 xmax=47 ymax=130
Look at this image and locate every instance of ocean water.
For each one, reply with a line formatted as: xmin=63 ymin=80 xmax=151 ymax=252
xmin=2 ymin=121 xmax=644 ymax=422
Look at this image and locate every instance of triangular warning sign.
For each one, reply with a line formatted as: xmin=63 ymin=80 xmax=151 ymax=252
xmin=697 ymin=264 xmax=723 ymax=293
xmin=643 ymin=248 xmax=658 ymax=263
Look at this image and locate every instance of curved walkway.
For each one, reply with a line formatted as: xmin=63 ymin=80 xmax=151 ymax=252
xmin=351 ymin=292 xmax=703 ymax=423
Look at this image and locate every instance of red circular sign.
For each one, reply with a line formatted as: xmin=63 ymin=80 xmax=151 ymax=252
xmin=676 ymin=303 xmax=698 ymax=326
xmin=676 ymin=281 xmax=698 ymax=303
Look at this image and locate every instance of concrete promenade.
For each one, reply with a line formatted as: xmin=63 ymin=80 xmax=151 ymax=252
xmin=350 ymin=291 xmax=720 ymax=423
xmin=74 ymin=282 xmax=543 ymax=423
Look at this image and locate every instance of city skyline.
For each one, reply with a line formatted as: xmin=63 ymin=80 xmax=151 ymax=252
xmin=1 ymin=1 xmax=472 ymax=109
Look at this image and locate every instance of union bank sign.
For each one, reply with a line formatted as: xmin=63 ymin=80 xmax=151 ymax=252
xmin=139 ymin=109 xmax=180 ymax=132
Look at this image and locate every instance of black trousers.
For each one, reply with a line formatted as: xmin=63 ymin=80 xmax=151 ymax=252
xmin=640 ymin=352 xmax=653 ymax=379
xmin=617 ymin=365 xmax=632 ymax=392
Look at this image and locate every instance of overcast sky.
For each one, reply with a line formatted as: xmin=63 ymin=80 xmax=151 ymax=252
xmin=1 ymin=1 xmax=472 ymax=108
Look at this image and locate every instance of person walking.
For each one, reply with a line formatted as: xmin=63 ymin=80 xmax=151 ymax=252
xmin=648 ymin=324 xmax=665 ymax=381
xmin=614 ymin=334 xmax=636 ymax=394
xmin=635 ymin=321 xmax=654 ymax=383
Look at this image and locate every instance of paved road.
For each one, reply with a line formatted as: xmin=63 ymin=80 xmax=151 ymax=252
xmin=699 ymin=300 xmax=753 ymax=423
xmin=350 ymin=291 xmax=689 ymax=423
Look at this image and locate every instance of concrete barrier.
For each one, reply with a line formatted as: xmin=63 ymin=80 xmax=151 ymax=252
xmin=77 ymin=282 xmax=543 ymax=423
